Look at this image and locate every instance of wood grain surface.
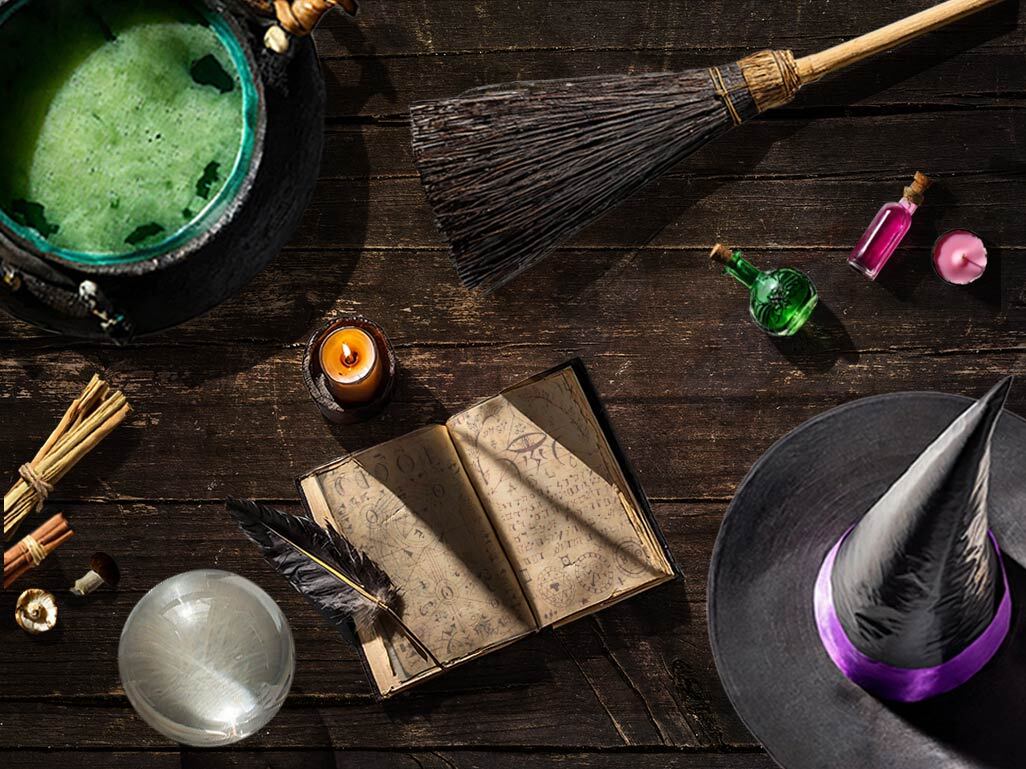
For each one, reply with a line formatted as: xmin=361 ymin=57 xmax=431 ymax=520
xmin=2 ymin=1 xmax=1024 ymax=767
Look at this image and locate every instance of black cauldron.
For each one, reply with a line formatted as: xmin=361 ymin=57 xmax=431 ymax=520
xmin=0 ymin=0 xmax=325 ymax=341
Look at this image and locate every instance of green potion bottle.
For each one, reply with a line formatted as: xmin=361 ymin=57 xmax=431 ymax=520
xmin=710 ymin=244 xmax=817 ymax=337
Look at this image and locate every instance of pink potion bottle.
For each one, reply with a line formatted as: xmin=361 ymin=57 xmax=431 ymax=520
xmin=848 ymin=172 xmax=931 ymax=280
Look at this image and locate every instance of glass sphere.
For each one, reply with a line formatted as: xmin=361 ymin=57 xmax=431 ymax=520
xmin=118 ymin=569 xmax=294 ymax=746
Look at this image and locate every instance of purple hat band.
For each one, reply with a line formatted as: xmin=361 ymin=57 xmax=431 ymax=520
xmin=813 ymin=529 xmax=1012 ymax=703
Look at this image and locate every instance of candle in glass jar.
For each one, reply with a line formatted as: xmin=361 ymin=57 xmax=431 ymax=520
xmin=318 ymin=327 xmax=385 ymax=405
xmin=932 ymin=230 xmax=987 ymax=285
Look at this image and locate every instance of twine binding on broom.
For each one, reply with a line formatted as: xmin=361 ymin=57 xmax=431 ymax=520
xmin=708 ymin=66 xmax=743 ymax=126
xmin=737 ymin=49 xmax=801 ymax=113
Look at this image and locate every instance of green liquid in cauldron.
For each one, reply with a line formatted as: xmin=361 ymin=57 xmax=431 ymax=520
xmin=0 ymin=0 xmax=246 ymax=256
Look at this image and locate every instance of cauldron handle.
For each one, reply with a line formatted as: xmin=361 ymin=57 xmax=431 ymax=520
xmin=2 ymin=256 xmax=132 ymax=342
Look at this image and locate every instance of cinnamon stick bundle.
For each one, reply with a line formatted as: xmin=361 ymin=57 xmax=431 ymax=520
xmin=3 ymin=513 xmax=74 ymax=589
xmin=4 ymin=375 xmax=131 ymax=540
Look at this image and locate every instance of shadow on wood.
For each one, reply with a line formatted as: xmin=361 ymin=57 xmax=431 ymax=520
xmin=770 ymin=299 xmax=858 ymax=374
xmin=323 ymin=366 xmax=451 ymax=455
xmin=178 ymin=686 xmax=335 ymax=766
xmin=785 ymin=0 xmax=1020 ymax=113
xmin=489 ymin=118 xmax=809 ymax=301
xmin=886 ymin=557 xmax=1026 ymax=769
xmin=158 ymin=23 xmax=395 ymax=384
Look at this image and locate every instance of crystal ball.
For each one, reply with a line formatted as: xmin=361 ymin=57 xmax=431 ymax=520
xmin=118 ymin=570 xmax=294 ymax=746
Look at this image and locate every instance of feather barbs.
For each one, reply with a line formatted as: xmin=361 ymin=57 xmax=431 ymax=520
xmin=225 ymin=498 xmax=440 ymax=668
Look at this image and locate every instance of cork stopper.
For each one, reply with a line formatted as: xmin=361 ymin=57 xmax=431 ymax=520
xmin=710 ymin=243 xmax=735 ymax=266
xmin=902 ymin=172 xmax=931 ymax=206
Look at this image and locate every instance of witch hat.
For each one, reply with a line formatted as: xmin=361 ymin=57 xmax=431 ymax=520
xmin=709 ymin=378 xmax=1026 ymax=769
xmin=815 ymin=377 xmax=1012 ymax=701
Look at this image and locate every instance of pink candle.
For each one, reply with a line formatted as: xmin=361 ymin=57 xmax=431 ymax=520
xmin=932 ymin=230 xmax=987 ymax=285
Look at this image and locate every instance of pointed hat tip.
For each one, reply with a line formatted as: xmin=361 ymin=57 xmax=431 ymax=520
xmin=989 ymin=374 xmax=1014 ymax=398
xmin=976 ymin=375 xmax=1014 ymax=422
xmin=946 ymin=375 xmax=1014 ymax=455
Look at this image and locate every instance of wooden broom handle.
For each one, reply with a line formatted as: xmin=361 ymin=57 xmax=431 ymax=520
xmin=794 ymin=0 xmax=1006 ymax=84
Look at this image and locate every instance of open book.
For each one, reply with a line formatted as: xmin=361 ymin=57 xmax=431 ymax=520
xmin=298 ymin=361 xmax=676 ymax=696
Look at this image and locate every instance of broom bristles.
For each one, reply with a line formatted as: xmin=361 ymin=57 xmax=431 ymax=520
xmin=411 ymin=63 xmax=759 ymax=291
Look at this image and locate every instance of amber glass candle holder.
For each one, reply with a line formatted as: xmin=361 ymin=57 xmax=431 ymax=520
xmin=302 ymin=316 xmax=398 ymax=424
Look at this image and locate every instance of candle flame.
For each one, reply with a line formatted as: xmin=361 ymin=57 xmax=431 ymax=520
xmin=341 ymin=342 xmax=359 ymax=367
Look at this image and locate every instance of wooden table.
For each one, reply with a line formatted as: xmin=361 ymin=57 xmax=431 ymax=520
xmin=3 ymin=2 xmax=1024 ymax=767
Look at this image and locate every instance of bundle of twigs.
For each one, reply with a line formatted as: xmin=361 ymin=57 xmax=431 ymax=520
xmin=4 ymin=376 xmax=131 ymax=540
xmin=410 ymin=0 xmax=1005 ymax=290
xmin=4 ymin=513 xmax=74 ymax=589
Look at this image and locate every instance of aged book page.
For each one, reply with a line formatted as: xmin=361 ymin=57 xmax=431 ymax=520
xmin=300 ymin=425 xmax=537 ymax=694
xmin=446 ymin=368 xmax=673 ymax=625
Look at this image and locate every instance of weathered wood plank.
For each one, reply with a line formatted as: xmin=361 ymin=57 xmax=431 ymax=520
xmin=0 ymin=503 xmax=739 ymax=749
xmin=2 ymin=749 xmax=777 ymax=769
xmin=0 ymin=698 xmax=622 ymax=750
xmin=310 ymin=0 xmax=1024 ymax=116
xmin=1 ymin=2 xmax=1023 ymax=763
xmin=1 ymin=241 xmax=1022 ymax=501
xmin=317 ymin=48 xmax=1026 ymax=119
xmin=4 ymin=237 xmax=1022 ymax=348
xmin=1 ymin=346 xmax=1023 ymax=501
xmin=280 ymin=172 xmax=1025 ymax=252
xmin=0 ymin=697 xmax=763 ymax=751
xmin=314 ymin=0 xmax=1023 ymax=58
xmin=304 ymin=112 xmax=1026 ymax=250
xmin=316 ymin=111 xmax=1026 ymax=181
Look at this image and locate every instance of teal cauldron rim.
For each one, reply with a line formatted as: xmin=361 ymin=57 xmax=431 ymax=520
xmin=0 ymin=0 xmax=259 ymax=267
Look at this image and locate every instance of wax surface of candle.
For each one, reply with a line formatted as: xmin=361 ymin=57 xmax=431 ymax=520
xmin=319 ymin=328 xmax=385 ymax=405
xmin=933 ymin=230 xmax=987 ymax=285
xmin=0 ymin=0 xmax=245 ymax=255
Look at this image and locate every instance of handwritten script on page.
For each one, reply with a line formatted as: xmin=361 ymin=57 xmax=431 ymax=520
xmin=309 ymin=426 xmax=535 ymax=687
xmin=447 ymin=370 xmax=667 ymax=624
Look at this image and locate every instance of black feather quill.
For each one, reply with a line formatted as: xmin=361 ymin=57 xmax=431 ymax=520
xmin=226 ymin=498 xmax=439 ymax=665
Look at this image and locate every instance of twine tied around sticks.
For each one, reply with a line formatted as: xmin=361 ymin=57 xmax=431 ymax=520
xmin=5 ymin=375 xmax=130 ymax=540
xmin=736 ymin=49 xmax=801 ymax=113
xmin=22 ymin=535 xmax=47 ymax=566
xmin=708 ymin=66 xmax=743 ymax=126
xmin=770 ymin=50 xmax=800 ymax=99
xmin=4 ymin=513 xmax=74 ymax=588
xmin=19 ymin=463 xmax=53 ymax=512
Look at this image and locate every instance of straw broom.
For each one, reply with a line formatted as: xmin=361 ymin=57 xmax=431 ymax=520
xmin=4 ymin=375 xmax=131 ymax=540
xmin=410 ymin=0 xmax=1007 ymax=291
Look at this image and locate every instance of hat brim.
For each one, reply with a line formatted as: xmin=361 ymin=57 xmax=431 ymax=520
xmin=709 ymin=392 xmax=1026 ymax=769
